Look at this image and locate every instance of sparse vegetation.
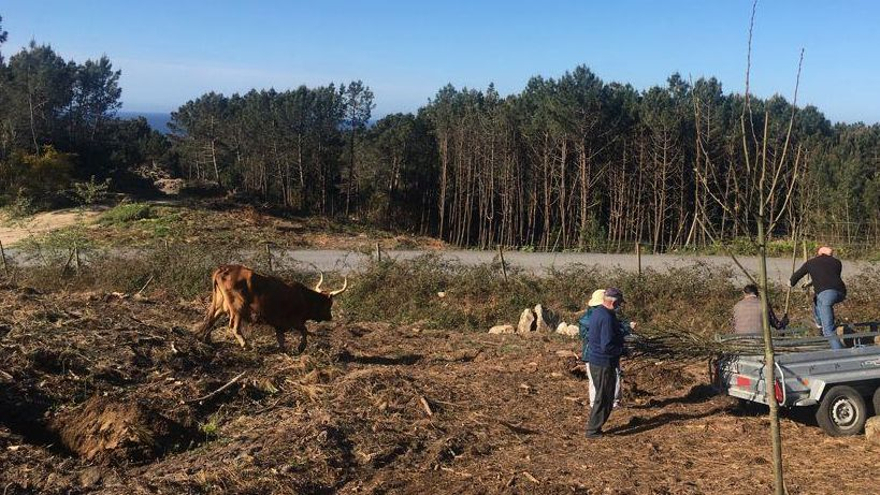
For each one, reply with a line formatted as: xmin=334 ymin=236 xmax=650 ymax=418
xmin=99 ymin=202 xmax=153 ymax=225
xmin=198 ymin=414 xmax=220 ymax=439
xmin=71 ymin=176 xmax=112 ymax=206
xmin=13 ymin=243 xmax=872 ymax=336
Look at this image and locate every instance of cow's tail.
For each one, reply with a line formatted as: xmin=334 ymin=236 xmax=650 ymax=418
xmin=197 ymin=268 xmax=225 ymax=336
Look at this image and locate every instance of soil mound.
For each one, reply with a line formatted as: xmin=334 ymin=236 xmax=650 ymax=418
xmin=52 ymin=396 xmax=195 ymax=464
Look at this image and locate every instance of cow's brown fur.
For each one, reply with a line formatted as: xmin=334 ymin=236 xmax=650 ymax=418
xmin=197 ymin=265 xmax=345 ymax=352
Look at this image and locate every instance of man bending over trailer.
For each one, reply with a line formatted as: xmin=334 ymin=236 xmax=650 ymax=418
xmin=790 ymin=246 xmax=847 ymax=350
xmin=732 ymin=284 xmax=789 ymax=335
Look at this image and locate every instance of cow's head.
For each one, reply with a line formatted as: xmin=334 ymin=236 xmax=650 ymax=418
xmin=311 ymin=273 xmax=348 ymax=321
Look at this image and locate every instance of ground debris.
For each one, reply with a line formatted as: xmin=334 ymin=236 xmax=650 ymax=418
xmin=1 ymin=283 xmax=878 ymax=494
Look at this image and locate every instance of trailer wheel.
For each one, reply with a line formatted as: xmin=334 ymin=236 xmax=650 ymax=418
xmin=816 ymin=385 xmax=867 ymax=437
xmin=873 ymin=387 xmax=880 ymax=416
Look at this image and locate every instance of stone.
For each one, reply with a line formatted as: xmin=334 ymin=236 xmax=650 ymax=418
xmin=79 ymin=467 xmax=103 ymax=488
xmin=555 ymin=350 xmax=579 ymax=358
xmin=154 ymin=178 xmax=184 ymax=195
xmin=534 ymin=304 xmax=559 ymax=333
xmin=866 ymin=417 xmax=880 ymax=445
xmin=488 ymin=324 xmax=515 ymax=335
xmin=555 ymin=322 xmax=579 ymax=337
xmin=517 ymin=308 xmax=537 ymax=334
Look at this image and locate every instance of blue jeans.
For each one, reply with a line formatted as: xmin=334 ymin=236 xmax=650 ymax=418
xmin=814 ymin=289 xmax=845 ymax=350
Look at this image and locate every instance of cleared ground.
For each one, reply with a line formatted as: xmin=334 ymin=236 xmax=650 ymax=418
xmin=0 ymin=207 xmax=106 ymax=246
xmin=1 ymin=284 xmax=877 ymax=495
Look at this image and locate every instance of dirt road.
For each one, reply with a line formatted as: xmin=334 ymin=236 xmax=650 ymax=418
xmin=4 ymin=245 xmax=874 ymax=285
xmin=273 ymin=249 xmax=874 ymax=285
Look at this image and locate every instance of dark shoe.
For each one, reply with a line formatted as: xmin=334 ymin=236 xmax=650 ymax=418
xmin=585 ymin=431 xmax=603 ymax=439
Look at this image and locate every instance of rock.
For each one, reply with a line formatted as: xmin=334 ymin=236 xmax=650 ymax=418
xmin=517 ymin=308 xmax=537 ymax=334
xmin=534 ymin=304 xmax=559 ymax=333
xmin=866 ymin=417 xmax=880 ymax=445
xmin=79 ymin=467 xmax=103 ymax=487
xmin=555 ymin=350 xmax=579 ymax=358
xmin=154 ymin=178 xmax=185 ymax=195
xmin=555 ymin=322 xmax=579 ymax=337
xmin=488 ymin=324 xmax=515 ymax=335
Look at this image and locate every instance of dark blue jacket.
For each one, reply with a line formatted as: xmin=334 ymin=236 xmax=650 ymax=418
xmin=587 ymin=306 xmax=624 ymax=368
xmin=578 ymin=307 xmax=596 ymax=359
xmin=579 ymin=307 xmax=631 ymax=361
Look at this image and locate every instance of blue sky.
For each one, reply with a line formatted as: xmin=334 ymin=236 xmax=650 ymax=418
xmin=2 ymin=1 xmax=879 ymax=124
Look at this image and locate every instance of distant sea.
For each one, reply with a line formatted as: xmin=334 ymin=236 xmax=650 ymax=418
xmin=118 ymin=111 xmax=172 ymax=134
xmin=115 ymin=112 xmax=380 ymax=134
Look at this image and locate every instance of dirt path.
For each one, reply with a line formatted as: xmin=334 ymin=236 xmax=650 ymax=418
xmin=0 ymin=208 xmax=105 ymax=246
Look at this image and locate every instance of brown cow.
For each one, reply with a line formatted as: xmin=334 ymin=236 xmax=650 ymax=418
xmin=197 ymin=265 xmax=347 ymax=352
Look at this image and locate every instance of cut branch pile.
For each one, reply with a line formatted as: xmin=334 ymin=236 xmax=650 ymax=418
xmin=624 ymin=325 xmax=867 ymax=361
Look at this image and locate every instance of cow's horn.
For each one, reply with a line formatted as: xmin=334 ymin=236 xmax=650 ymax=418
xmin=329 ymin=277 xmax=348 ymax=297
xmin=314 ymin=272 xmax=324 ymax=292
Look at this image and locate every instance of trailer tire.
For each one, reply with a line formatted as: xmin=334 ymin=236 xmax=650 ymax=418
xmin=816 ymin=385 xmax=867 ymax=437
xmin=873 ymin=387 xmax=880 ymax=416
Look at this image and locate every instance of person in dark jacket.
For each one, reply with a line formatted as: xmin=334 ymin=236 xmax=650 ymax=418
xmin=579 ymin=289 xmax=635 ymax=408
xmin=790 ymin=246 xmax=846 ymax=349
xmin=585 ymin=288 xmax=626 ymax=438
xmin=732 ymin=284 xmax=789 ymax=334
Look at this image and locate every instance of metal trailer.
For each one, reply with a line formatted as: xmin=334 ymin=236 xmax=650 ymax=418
xmin=712 ymin=322 xmax=880 ymax=436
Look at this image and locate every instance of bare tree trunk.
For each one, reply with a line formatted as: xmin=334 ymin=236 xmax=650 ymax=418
xmin=757 ymin=217 xmax=786 ymax=494
xmin=346 ymin=128 xmax=356 ymax=216
xmin=27 ymin=90 xmax=41 ymax=155
xmin=438 ymin=135 xmax=449 ymax=238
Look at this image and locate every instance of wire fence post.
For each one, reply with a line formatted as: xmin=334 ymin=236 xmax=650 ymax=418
xmin=636 ymin=242 xmax=642 ymax=277
xmin=74 ymin=241 xmax=81 ymax=274
xmin=266 ymin=242 xmax=274 ymax=272
xmin=497 ymin=244 xmax=508 ymax=282
xmin=0 ymin=240 xmax=8 ymax=278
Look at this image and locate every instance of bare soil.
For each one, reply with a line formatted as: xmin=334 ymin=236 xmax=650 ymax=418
xmin=1 ymin=284 xmax=877 ymax=495
xmin=1 ymin=200 xmax=445 ymax=251
xmin=0 ymin=208 xmax=106 ymax=246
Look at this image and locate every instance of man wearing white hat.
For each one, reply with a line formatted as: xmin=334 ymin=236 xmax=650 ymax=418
xmin=585 ymin=288 xmax=628 ymax=438
xmin=578 ymin=289 xmax=635 ymax=409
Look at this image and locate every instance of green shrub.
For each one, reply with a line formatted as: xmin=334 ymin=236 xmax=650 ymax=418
xmin=1 ymin=147 xmax=75 ymax=211
xmin=100 ymin=203 xmax=153 ymax=225
xmin=72 ymin=176 xmax=112 ymax=205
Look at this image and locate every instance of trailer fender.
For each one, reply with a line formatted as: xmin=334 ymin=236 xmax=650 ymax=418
xmin=805 ymin=379 xmax=828 ymax=406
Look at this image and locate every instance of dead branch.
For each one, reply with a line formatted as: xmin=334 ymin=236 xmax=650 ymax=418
xmin=522 ymin=471 xmax=540 ymax=484
xmin=418 ymin=395 xmax=433 ymax=417
xmin=137 ymin=275 xmax=155 ymax=296
xmin=186 ymin=371 xmax=246 ymax=404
